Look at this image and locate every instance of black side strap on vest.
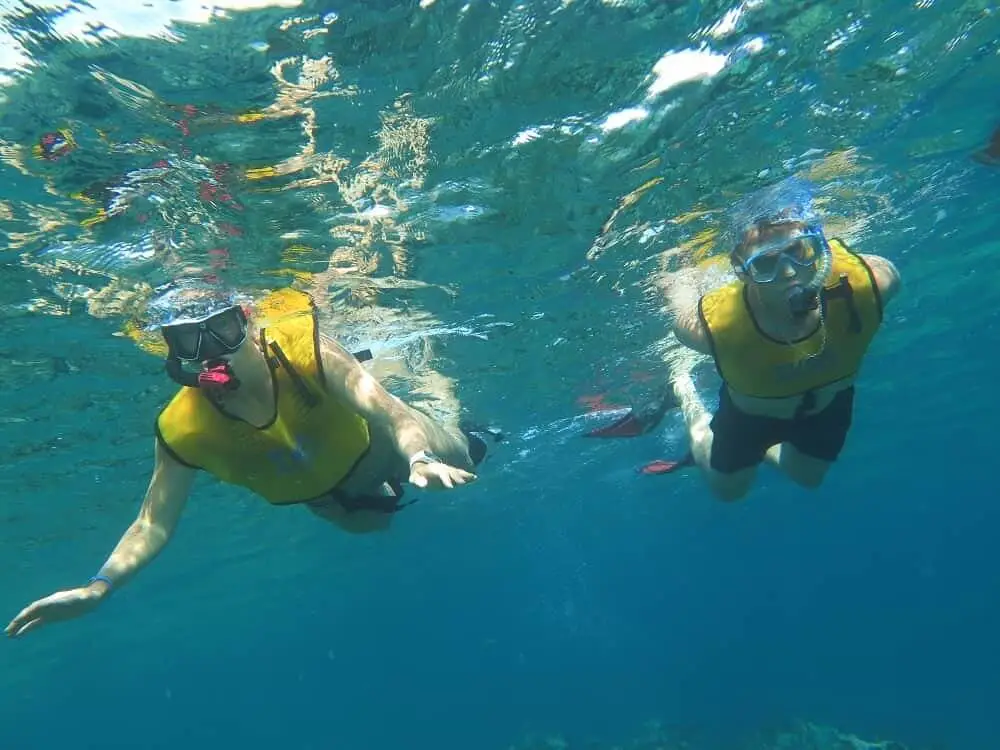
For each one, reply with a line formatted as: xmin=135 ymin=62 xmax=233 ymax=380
xmin=823 ymin=273 xmax=862 ymax=334
xmin=266 ymin=339 xmax=374 ymax=409
xmin=268 ymin=341 xmax=320 ymax=408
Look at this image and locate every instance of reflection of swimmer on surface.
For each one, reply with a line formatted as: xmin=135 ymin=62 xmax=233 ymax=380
xmin=973 ymin=124 xmax=1000 ymax=166
xmin=589 ymin=178 xmax=901 ymax=501
xmin=5 ymin=287 xmax=495 ymax=639
xmin=306 ymin=262 xmax=465 ymax=435
xmin=299 ymin=89 xmax=463 ymax=429
xmin=176 ymin=56 xmax=460 ymax=426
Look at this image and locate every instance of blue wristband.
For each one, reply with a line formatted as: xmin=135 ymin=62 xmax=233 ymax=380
xmin=88 ymin=574 xmax=114 ymax=591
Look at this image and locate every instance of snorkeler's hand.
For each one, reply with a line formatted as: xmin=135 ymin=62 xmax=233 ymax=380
xmin=409 ymin=460 xmax=477 ymax=490
xmin=5 ymin=586 xmax=105 ymax=638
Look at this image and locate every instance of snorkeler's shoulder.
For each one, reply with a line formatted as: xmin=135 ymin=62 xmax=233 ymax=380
xmin=858 ymin=253 xmax=901 ymax=307
xmin=672 ymin=303 xmax=713 ymax=354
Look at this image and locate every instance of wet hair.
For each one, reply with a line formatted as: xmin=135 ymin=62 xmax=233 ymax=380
xmin=144 ymin=282 xmax=245 ymax=330
xmin=724 ymin=176 xmax=819 ymax=264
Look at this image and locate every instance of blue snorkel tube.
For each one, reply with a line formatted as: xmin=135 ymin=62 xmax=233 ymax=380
xmin=787 ymin=224 xmax=832 ymax=317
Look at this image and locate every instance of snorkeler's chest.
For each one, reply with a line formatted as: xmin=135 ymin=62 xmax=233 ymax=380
xmin=736 ymin=323 xmax=847 ymax=375
xmin=203 ymin=385 xmax=369 ymax=463
xmin=767 ymin=344 xmax=840 ymax=383
xmin=716 ymin=328 xmax=860 ymax=398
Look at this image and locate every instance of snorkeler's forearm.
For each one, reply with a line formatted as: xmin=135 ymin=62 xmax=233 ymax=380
xmin=90 ymin=441 xmax=193 ymax=597
xmin=359 ymin=387 xmax=436 ymax=461
xmin=319 ymin=336 xmax=433 ymax=459
xmin=91 ymin=518 xmax=173 ymax=595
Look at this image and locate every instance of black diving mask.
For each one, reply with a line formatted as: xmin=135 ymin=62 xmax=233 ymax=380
xmin=161 ymin=305 xmax=248 ymax=362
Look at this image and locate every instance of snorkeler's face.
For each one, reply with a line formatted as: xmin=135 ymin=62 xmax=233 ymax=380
xmin=734 ymin=222 xmax=822 ymax=292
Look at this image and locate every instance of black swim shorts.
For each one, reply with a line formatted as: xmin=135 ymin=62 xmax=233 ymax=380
xmin=708 ymin=386 xmax=855 ymax=474
xmin=307 ymin=478 xmax=414 ymax=514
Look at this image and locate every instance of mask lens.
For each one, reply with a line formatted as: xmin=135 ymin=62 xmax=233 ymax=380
xmin=746 ymin=252 xmax=782 ymax=282
xmin=786 ymin=236 xmax=819 ymax=265
xmin=743 ymin=232 xmax=822 ymax=282
xmin=206 ymin=307 xmax=247 ymax=348
xmin=164 ymin=323 xmax=203 ymax=361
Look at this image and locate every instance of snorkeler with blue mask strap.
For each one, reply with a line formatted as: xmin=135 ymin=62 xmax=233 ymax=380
xmin=587 ymin=178 xmax=901 ymax=501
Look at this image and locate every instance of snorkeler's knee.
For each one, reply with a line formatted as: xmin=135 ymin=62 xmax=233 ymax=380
xmin=789 ymin=467 xmax=828 ymax=490
xmin=704 ymin=467 xmax=754 ymax=502
xmin=780 ymin=449 xmax=831 ymax=490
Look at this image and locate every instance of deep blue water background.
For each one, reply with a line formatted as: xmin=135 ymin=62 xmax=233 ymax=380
xmin=4 ymin=258 xmax=998 ymax=749
xmin=2 ymin=1 xmax=999 ymax=748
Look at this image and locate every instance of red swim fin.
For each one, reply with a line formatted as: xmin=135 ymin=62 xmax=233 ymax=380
xmin=585 ymin=411 xmax=651 ymax=438
xmin=584 ymin=387 xmax=677 ymax=438
xmin=639 ymin=453 xmax=695 ymax=475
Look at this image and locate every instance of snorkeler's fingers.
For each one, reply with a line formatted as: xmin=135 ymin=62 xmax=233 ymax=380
xmin=415 ymin=464 xmax=451 ymax=489
xmin=6 ymin=588 xmax=100 ymax=638
xmin=12 ymin=617 xmax=44 ymax=638
xmin=410 ymin=464 xmax=476 ymax=490
xmin=6 ymin=608 xmax=32 ymax=636
xmin=6 ymin=605 xmax=42 ymax=638
xmin=446 ymin=468 xmax=476 ymax=487
xmin=439 ymin=467 xmax=478 ymax=488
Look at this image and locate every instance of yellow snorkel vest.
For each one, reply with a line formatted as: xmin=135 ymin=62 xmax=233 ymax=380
xmin=697 ymin=240 xmax=883 ymax=399
xmin=155 ymin=290 xmax=371 ymax=504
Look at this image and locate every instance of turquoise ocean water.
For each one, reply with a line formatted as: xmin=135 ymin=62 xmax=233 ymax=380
xmin=1 ymin=1 xmax=998 ymax=748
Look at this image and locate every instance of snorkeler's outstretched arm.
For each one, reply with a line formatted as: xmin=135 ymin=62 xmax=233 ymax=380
xmin=316 ymin=333 xmax=477 ymax=490
xmin=5 ymin=440 xmax=194 ymax=638
xmin=92 ymin=440 xmax=194 ymax=588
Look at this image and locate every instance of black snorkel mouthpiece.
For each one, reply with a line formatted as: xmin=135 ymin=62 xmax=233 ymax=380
xmin=165 ymin=357 xmax=199 ymax=388
xmin=165 ymin=357 xmax=241 ymax=393
xmin=787 ymin=228 xmax=831 ymax=318
xmin=787 ymin=286 xmax=820 ymax=317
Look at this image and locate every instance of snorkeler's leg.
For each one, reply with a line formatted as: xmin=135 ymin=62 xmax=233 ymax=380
xmin=763 ymin=444 xmax=831 ymax=489
xmin=306 ymin=499 xmax=394 ymax=533
xmin=762 ymin=386 xmax=851 ymax=489
xmin=671 ymin=366 xmax=756 ymax=501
